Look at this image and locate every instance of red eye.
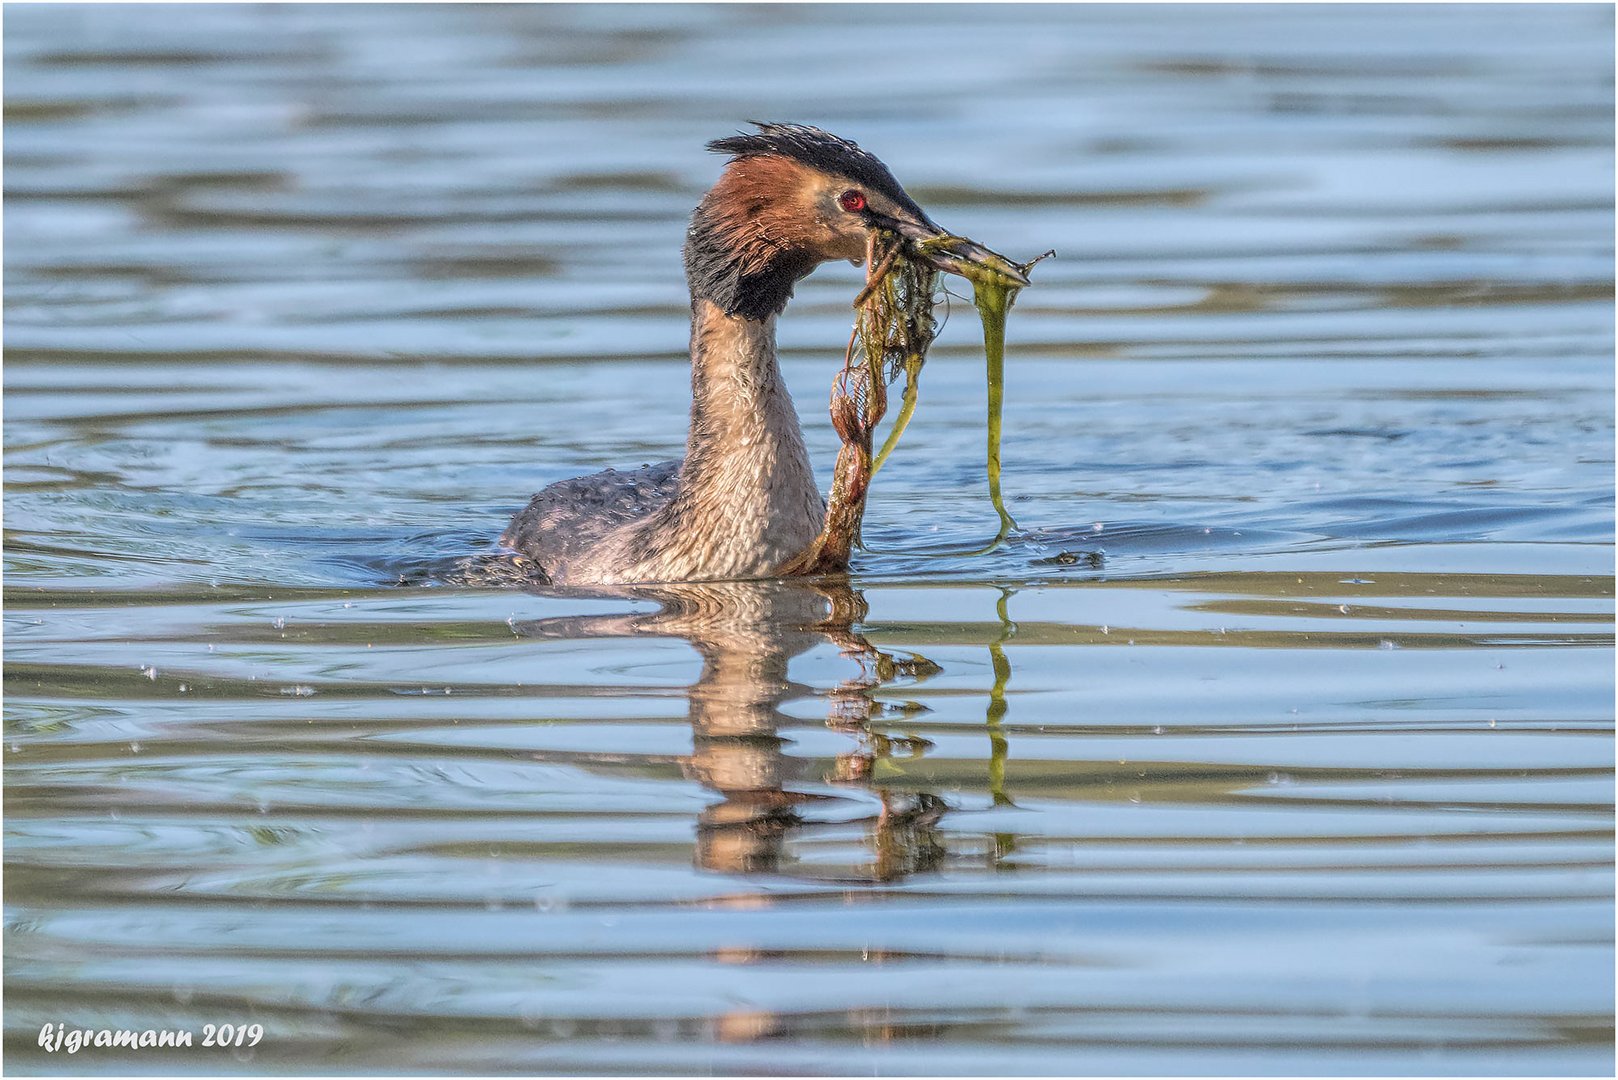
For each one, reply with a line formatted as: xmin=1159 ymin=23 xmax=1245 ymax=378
xmin=838 ymin=189 xmax=867 ymax=213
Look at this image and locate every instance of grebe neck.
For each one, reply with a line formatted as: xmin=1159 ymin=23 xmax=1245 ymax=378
xmin=680 ymin=298 xmax=821 ymax=536
xmin=612 ymin=300 xmax=822 ymax=582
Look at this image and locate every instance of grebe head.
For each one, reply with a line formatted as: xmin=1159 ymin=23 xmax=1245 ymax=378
xmin=686 ymin=122 xmax=1028 ymax=321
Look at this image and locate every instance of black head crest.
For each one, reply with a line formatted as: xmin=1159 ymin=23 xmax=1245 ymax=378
xmin=706 ymin=122 xmax=926 ymax=218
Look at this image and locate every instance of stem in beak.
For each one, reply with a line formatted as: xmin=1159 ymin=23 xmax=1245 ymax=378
xmin=876 ymin=214 xmax=1034 ymax=288
xmin=916 ymin=233 xmax=1032 ymax=288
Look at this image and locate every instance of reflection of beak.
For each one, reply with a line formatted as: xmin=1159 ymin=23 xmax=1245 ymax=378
xmin=874 ymin=212 xmax=1032 ymax=288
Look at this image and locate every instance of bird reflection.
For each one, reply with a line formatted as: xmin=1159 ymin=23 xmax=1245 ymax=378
xmin=510 ymin=577 xmax=1002 ymax=883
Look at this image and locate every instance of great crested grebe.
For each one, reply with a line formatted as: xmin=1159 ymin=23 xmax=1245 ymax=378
xmin=501 ymin=123 xmax=1025 ymax=586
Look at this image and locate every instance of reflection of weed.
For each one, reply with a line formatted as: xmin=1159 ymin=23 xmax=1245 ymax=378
xmin=988 ymin=588 xmax=1016 ymax=809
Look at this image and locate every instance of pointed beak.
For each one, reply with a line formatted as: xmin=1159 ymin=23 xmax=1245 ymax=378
xmin=875 ymin=212 xmax=1032 ymax=288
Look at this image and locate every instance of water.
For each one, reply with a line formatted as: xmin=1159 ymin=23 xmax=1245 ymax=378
xmin=4 ymin=3 xmax=1613 ymax=1074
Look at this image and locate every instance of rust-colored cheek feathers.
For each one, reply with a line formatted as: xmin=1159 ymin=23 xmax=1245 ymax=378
xmin=707 ymin=158 xmax=821 ymax=267
xmin=684 ymin=156 xmax=835 ymax=321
